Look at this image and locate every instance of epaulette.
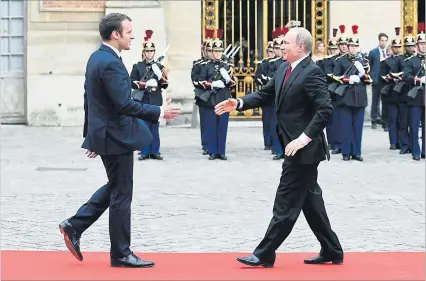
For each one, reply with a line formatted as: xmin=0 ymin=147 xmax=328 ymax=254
xmin=200 ymin=60 xmax=209 ymax=65
xmin=193 ymin=59 xmax=204 ymax=66
xmin=335 ymin=53 xmax=347 ymax=60
xmin=270 ymin=57 xmax=281 ymax=62
xmin=325 ymin=54 xmax=338 ymax=60
xmin=262 ymin=57 xmax=272 ymax=62
xmin=404 ymin=55 xmax=413 ymax=62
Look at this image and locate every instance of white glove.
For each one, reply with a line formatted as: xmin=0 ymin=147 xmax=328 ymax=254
xmin=420 ymin=76 xmax=425 ymax=85
xmin=354 ymin=61 xmax=365 ymax=77
xmin=146 ymin=79 xmax=158 ymax=87
xmin=349 ymin=75 xmax=360 ymax=84
xmin=211 ymin=80 xmax=225 ymax=89
xmin=219 ymin=67 xmax=231 ymax=83
xmin=151 ymin=64 xmax=162 ymax=80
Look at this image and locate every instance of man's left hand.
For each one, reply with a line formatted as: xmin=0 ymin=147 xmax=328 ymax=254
xmin=85 ymin=149 xmax=98 ymax=158
xmin=285 ymin=139 xmax=305 ymax=156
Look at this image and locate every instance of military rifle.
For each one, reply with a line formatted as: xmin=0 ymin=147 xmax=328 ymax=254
xmin=407 ymin=59 xmax=425 ymax=99
xmin=334 ymin=53 xmax=367 ymax=96
xmin=195 ymin=45 xmax=240 ymax=103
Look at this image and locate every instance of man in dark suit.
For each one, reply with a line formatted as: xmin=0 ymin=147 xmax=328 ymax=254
xmin=368 ymin=33 xmax=390 ymax=130
xmin=58 ymin=13 xmax=180 ymax=268
xmin=215 ymin=27 xmax=343 ymax=267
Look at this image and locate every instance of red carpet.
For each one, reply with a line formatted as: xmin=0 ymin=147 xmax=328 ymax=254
xmin=1 ymin=251 xmax=424 ymax=280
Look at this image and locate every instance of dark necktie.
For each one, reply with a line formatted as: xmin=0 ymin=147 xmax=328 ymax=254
xmin=282 ymin=65 xmax=292 ymax=88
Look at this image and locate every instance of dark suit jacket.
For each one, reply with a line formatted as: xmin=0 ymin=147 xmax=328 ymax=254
xmin=241 ymin=56 xmax=333 ymax=165
xmin=368 ymin=47 xmax=389 ymax=85
xmin=82 ymin=44 xmax=161 ymax=156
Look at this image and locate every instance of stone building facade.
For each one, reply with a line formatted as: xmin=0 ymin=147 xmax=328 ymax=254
xmin=0 ymin=0 xmax=422 ymax=126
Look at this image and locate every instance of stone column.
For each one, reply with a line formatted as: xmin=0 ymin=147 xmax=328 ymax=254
xmin=162 ymin=1 xmax=202 ymax=126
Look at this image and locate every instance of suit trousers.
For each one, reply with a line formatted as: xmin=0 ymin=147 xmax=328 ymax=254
xmin=261 ymin=105 xmax=274 ymax=147
xmin=69 ymin=152 xmax=134 ymax=259
xmin=270 ymin=105 xmax=283 ymax=155
xmin=142 ymin=121 xmax=160 ymax=155
xmin=386 ymin=103 xmax=399 ymax=145
xmin=371 ymin=84 xmax=382 ymax=122
xmin=199 ymin=106 xmax=208 ymax=151
xmin=326 ymin=107 xmax=341 ymax=149
xmin=253 ymin=160 xmax=343 ymax=264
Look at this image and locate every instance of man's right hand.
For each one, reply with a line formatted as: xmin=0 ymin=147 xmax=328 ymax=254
xmin=214 ymin=98 xmax=238 ymax=115
xmin=162 ymin=98 xmax=181 ymax=120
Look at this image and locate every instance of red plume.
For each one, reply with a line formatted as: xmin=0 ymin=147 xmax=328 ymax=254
xmin=351 ymin=25 xmax=358 ymax=35
xmin=395 ymin=27 xmax=401 ymax=36
xmin=281 ymin=27 xmax=289 ymax=36
xmin=145 ymin=29 xmax=153 ymax=39
xmin=332 ymin=28 xmax=338 ymax=37
xmin=406 ymin=25 xmax=413 ymax=34
xmin=339 ymin=25 xmax=345 ymax=34
xmin=143 ymin=36 xmax=148 ymax=41
xmin=419 ymin=22 xmax=425 ymax=33
xmin=272 ymin=28 xmax=277 ymax=39
xmin=216 ymin=29 xmax=223 ymax=39
xmin=205 ymin=28 xmax=214 ymax=39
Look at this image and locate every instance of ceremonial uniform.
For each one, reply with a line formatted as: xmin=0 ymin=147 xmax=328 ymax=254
xmin=326 ymin=25 xmax=349 ymax=155
xmin=380 ymin=27 xmax=403 ymax=149
xmin=268 ymin=28 xmax=287 ymax=160
xmin=402 ymin=22 xmax=425 ymax=160
xmin=192 ymin=29 xmax=213 ymax=155
xmin=197 ymin=31 xmax=236 ymax=160
xmin=331 ymin=25 xmax=372 ymax=161
xmin=319 ymin=27 xmax=340 ymax=152
xmin=130 ymin=30 xmax=168 ymax=160
xmin=255 ymin=41 xmax=274 ymax=150
xmin=397 ymin=26 xmax=417 ymax=154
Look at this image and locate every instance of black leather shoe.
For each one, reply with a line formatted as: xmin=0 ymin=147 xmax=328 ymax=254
xmin=413 ymin=156 xmax=420 ymax=161
xmin=236 ymin=255 xmax=274 ymax=268
xmin=202 ymin=150 xmax=208 ymax=155
xmin=111 ymin=253 xmax=155 ymax=268
xmin=400 ymin=149 xmax=409 ymax=154
xmin=59 ymin=220 xmax=83 ymax=261
xmin=390 ymin=144 xmax=397 ymax=150
xmin=304 ymin=255 xmax=343 ymax=265
xmin=217 ymin=154 xmax=227 ymax=160
xmin=150 ymin=154 xmax=163 ymax=160
xmin=209 ymin=154 xmax=216 ymax=160
xmin=342 ymin=155 xmax=350 ymax=161
xmin=138 ymin=155 xmax=149 ymax=161
xmin=264 ymin=146 xmax=271 ymax=150
xmin=351 ymin=155 xmax=363 ymax=161
xmin=422 ymin=154 xmax=425 ymax=159
xmin=273 ymin=154 xmax=283 ymax=160
xmin=332 ymin=148 xmax=342 ymax=154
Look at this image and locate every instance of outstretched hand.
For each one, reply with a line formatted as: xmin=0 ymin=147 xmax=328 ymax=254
xmin=163 ymin=98 xmax=181 ymax=120
xmin=214 ymin=98 xmax=238 ymax=115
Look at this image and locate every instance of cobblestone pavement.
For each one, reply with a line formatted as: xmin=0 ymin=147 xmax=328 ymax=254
xmin=1 ymin=124 xmax=424 ymax=253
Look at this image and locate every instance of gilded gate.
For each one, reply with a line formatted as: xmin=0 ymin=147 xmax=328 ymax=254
xmin=202 ymin=0 xmax=328 ymax=119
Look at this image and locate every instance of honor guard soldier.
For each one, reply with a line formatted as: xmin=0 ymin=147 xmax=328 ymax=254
xmin=397 ymin=26 xmax=417 ymax=154
xmin=192 ymin=28 xmax=214 ymax=155
xmin=197 ymin=30 xmax=236 ymax=160
xmin=327 ymin=25 xmax=349 ymax=155
xmin=319 ymin=28 xmax=340 ymax=152
xmin=331 ymin=25 xmax=372 ymax=161
xmin=269 ymin=27 xmax=288 ymax=160
xmin=402 ymin=22 xmax=425 ymax=160
xmin=130 ymin=30 xmax=168 ymax=160
xmin=254 ymin=40 xmax=275 ymax=150
xmin=380 ymin=27 xmax=403 ymax=150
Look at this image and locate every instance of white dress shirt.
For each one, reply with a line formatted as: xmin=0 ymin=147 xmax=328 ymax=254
xmin=102 ymin=42 xmax=164 ymax=118
xmin=237 ymin=54 xmax=312 ymax=145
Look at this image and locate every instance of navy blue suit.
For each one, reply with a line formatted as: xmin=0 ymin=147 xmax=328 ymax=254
xmin=368 ymin=47 xmax=389 ymax=123
xmin=71 ymin=44 xmax=161 ymax=259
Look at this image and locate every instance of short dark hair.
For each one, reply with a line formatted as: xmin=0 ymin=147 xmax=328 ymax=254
xmin=99 ymin=13 xmax=131 ymax=41
xmin=378 ymin=33 xmax=388 ymax=41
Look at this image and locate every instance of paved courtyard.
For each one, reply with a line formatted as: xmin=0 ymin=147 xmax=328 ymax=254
xmin=0 ymin=124 xmax=424 ymax=253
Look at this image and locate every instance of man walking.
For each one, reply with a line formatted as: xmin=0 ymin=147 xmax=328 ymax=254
xmin=215 ymin=26 xmax=343 ymax=267
xmin=59 ymin=13 xmax=180 ymax=268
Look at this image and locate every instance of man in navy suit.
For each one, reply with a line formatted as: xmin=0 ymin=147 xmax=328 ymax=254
xmin=58 ymin=13 xmax=180 ymax=268
xmin=368 ymin=33 xmax=389 ymax=130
